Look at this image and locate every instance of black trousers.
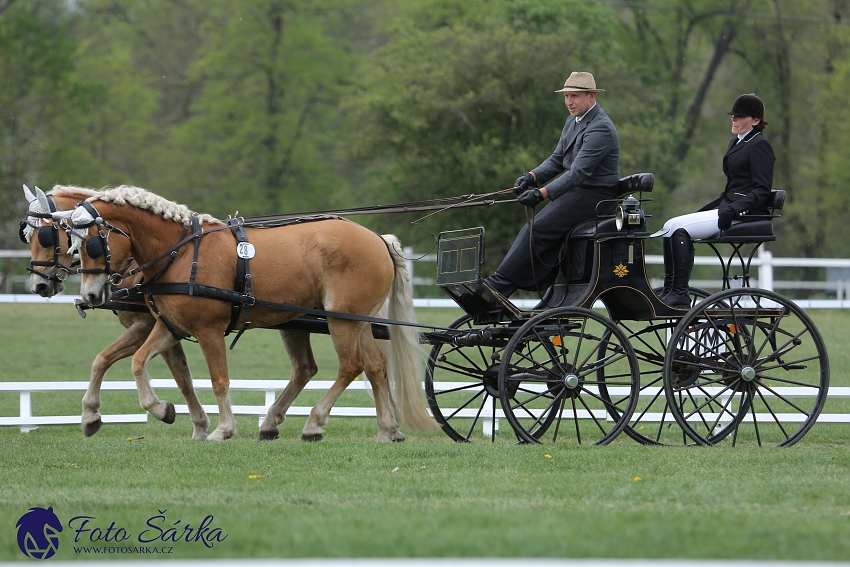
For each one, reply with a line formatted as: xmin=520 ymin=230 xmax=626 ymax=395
xmin=495 ymin=186 xmax=616 ymax=290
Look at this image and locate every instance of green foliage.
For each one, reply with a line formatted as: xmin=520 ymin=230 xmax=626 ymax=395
xmin=0 ymin=0 xmax=78 ymax=245
xmin=347 ymin=0 xmax=622 ymax=258
xmin=3 ymin=0 xmax=850 ymax=268
xmin=155 ymin=0 xmax=363 ymax=218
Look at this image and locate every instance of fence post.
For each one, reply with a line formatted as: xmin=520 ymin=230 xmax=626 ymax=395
xmin=758 ymin=247 xmax=774 ymax=291
xmin=19 ymin=391 xmax=37 ymax=433
xmin=403 ymin=246 xmax=415 ymax=285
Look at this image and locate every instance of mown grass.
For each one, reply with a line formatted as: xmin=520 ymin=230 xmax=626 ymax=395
xmin=1 ymin=303 xmax=849 ymax=561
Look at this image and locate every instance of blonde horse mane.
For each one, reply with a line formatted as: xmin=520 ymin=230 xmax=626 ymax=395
xmin=87 ymin=185 xmax=220 ymax=227
xmin=48 ymin=185 xmax=101 ymax=199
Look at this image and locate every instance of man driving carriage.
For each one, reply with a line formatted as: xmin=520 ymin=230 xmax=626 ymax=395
xmin=483 ymin=71 xmax=620 ymax=298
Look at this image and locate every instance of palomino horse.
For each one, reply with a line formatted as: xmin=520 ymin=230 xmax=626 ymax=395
xmin=59 ymin=185 xmax=438 ymax=442
xmin=21 ymin=185 xmax=210 ymax=439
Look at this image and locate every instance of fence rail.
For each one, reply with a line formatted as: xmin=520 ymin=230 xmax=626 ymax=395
xmin=2 ymin=380 xmax=848 ymax=434
xmin=6 ymin=247 xmax=850 ymax=305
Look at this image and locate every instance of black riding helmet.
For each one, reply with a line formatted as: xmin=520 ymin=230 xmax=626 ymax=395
xmin=727 ymin=93 xmax=765 ymax=119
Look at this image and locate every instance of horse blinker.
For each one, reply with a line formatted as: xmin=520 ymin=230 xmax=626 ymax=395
xmin=37 ymin=226 xmax=57 ymax=249
xmin=85 ymin=236 xmax=107 ymax=260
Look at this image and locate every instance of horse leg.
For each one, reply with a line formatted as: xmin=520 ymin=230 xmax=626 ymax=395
xmin=130 ymin=321 xmax=180 ymax=424
xmin=362 ymin=330 xmax=405 ymax=442
xmin=301 ymin=320 xmax=365 ymax=442
xmin=258 ymin=330 xmax=318 ymax=441
xmin=82 ymin=314 xmax=154 ymax=436
xmin=160 ymin=342 xmax=210 ymax=441
xmin=195 ymin=329 xmax=235 ymax=442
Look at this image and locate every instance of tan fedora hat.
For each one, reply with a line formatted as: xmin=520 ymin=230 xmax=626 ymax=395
xmin=555 ymin=71 xmax=604 ymax=93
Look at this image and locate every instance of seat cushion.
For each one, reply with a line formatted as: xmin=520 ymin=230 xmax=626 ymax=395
xmin=703 ymin=219 xmax=775 ymax=243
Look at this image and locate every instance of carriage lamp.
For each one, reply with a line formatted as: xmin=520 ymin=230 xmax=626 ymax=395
xmin=615 ymin=195 xmax=645 ymax=232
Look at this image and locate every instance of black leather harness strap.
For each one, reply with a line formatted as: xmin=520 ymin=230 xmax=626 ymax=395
xmin=139 ymin=282 xmax=446 ymax=333
xmin=225 ymin=218 xmax=254 ymax=348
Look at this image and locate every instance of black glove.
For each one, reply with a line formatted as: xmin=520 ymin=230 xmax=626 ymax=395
xmin=718 ymin=206 xmax=736 ymax=231
xmin=514 ymin=172 xmax=535 ymax=194
xmin=517 ymin=188 xmax=545 ymax=207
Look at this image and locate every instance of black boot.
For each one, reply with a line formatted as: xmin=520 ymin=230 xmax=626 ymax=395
xmin=662 ymin=229 xmax=694 ymax=309
xmin=659 ymin=236 xmax=674 ymax=298
xmin=482 ymin=272 xmax=517 ymax=298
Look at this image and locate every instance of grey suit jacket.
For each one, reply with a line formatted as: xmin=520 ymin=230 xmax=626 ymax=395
xmin=532 ymin=104 xmax=620 ymax=200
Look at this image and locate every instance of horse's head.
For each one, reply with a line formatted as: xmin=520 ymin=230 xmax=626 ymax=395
xmin=20 ymin=186 xmax=76 ymax=297
xmin=56 ymin=200 xmax=132 ymax=307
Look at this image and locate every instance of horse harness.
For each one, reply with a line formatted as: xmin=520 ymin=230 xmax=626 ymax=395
xmin=137 ymin=216 xmax=258 ymax=347
xmin=19 ymin=195 xmax=76 ymax=282
xmin=70 ymin=209 xmax=412 ymax=348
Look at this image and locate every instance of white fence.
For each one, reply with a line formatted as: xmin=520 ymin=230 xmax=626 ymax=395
xmin=2 ymin=379 xmax=848 ymax=434
xmin=6 ymin=246 xmax=850 ymax=308
xmin=401 ymin=246 xmax=850 ymax=307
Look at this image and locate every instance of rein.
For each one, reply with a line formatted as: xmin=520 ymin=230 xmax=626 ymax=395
xmin=242 ymin=189 xmax=517 ymax=225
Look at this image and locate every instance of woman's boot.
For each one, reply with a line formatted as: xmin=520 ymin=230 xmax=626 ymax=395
xmin=659 ymin=236 xmax=674 ymax=298
xmin=662 ymin=229 xmax=694 ymax=309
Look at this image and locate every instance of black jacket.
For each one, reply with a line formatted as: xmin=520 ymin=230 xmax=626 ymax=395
xmin=700 ymin=130 xmax=775 ymax=217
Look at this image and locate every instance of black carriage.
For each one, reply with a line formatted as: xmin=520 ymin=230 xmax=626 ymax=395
xmin=423 ymin=173 xmax=829 ymax=447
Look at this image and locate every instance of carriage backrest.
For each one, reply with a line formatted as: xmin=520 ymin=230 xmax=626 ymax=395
xmin=767 ymin=189 xmax=785 ymax=211
xmin=617 ymin=173 xmax=654 ymax=198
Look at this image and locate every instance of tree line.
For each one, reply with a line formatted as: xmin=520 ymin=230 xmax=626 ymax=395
xmin=3 ymin=0 xmax=850 ymax=275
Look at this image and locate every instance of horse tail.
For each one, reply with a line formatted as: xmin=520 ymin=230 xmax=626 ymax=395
xmin=381 ymin=234 xmax=440 ymax=432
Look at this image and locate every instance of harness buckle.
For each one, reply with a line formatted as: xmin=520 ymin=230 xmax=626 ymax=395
xmin=108 ymin=272 xmax=124 ymax=286
xmin=243 ymin=294 xmax=256 ymax=307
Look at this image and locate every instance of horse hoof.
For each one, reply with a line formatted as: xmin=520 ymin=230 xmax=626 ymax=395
xmin=393 ymin=435 xmax=406 ymax=443
xmin=82 ymin=419 xmax=103 ymax=437
xmin=258 ymin=431 xmax=280 ymax=441
xmin=163 ymin=402 xmax=176 ymax=424
xmin=301 ymin=432 xmax=324 ymax=442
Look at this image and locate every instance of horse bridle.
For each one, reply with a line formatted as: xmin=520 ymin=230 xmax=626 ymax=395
xmin=19 ymin=196 xmax=77 ymax=282
xmin=65 ymin=200 xmax=132 ymax=285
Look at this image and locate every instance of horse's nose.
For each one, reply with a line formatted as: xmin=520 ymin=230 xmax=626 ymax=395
xmin=34 ymin=282 xmax=50 ymax=297
xmin=84 ymin=291 xmax=103 ymax=306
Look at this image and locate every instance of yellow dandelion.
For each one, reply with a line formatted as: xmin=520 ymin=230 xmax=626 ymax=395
xmin=248 ymin=474 xmax=262 ymax=479
xmin=633 ymin=477 xmax=641 ymax=482
xmin=544 ymin=454 xmax=552 ymax=459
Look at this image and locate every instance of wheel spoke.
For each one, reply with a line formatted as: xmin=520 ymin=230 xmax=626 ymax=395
xmin=500 ymin=307 xmax=639 ymax=445
xmin=753 ymin=387 xmax=791 ymax=438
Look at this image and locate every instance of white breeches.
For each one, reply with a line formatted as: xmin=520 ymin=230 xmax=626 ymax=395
xmin=662 ymin=210 xmax=720 ymax=240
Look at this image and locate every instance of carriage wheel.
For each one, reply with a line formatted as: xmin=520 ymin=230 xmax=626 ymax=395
xmin=663 ymin=288 xmax=829 ymax=447
xmin=498 ymin=307 xmax=640 ymax=445
xmin=425 ymin=314 xmax=509 ymax=442
xmin=602 ymin=287 xmax=740 ymax=446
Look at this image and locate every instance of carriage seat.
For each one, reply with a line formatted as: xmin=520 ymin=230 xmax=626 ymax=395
xmin=698 ymin=190 xmax=785 ymax=244
xmin=567 ymin=173 xmax=655 ymax=240
xmin=616 ymin=172 xmax=654 ymax=198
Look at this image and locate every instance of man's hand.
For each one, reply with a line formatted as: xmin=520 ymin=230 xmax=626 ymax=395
xmin=514 ymin=172 xmax=535 ymax=194
xmin=517 ymin=188 xmax=545 ymax=207
xmin=718 ymin=206 xmax=736 ymax=231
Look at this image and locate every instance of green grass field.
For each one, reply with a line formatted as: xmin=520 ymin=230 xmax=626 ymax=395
xmin=1 ymin=303 xmax=849 ymax=561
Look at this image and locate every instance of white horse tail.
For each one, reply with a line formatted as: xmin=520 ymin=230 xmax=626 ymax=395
xmin=381 ymin=234 xmax=440 ymax=432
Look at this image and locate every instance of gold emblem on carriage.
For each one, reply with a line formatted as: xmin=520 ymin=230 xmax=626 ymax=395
xmin=613 ymin=263 xmax=628 ymax=278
